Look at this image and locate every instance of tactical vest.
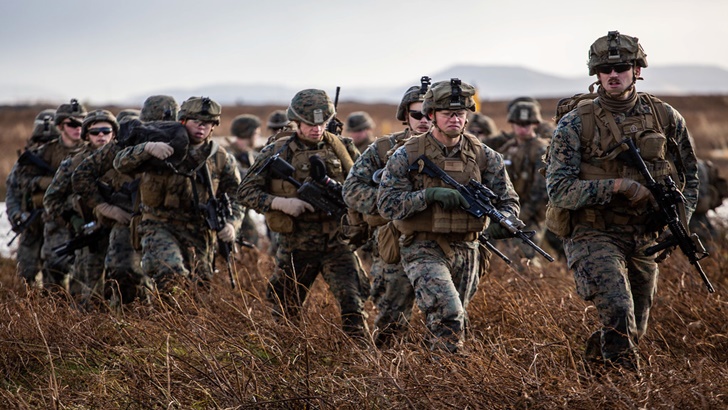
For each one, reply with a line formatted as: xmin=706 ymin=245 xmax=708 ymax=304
xmin=393 ymin=132 xmax=486 ymax=235
xmin=500 ymin=136 xmax=548 ymax=198
xmin=363 ymin=130 xmax=411 ymax=227
xmin=139 ymin=141 xmax=228 ymax=222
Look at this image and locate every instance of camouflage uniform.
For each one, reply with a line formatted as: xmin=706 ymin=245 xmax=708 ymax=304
xmin=238 ymin=89 xmax=369 ymax=338
xmin=689 ymin=158 xmax=727 ymax=245
xmin=545 ymin=31 xmax=699 ymax=370
xmin=346 ymin=111 xmax=376 ymax=154
xmin=5 ymin=163 xmax=43 ymax=285
xmin=377 ymin=79 xmax=520 ymax=352
xmin=114 ymin=97 xmax=243 ymax=295
xmin=228 ymin=114 xmax=263 ymax=246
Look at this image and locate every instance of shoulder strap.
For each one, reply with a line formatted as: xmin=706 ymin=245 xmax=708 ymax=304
xmin=322 ymin=131 xmax=354 ymax=174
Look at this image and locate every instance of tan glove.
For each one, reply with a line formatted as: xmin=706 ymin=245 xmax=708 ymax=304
xmin=144 ymin=142 xmax=174 ymax=160
xmin=613 ymin=178 xmax=655 ymax=208
xmin=217 ymin=223 xmax=235 ymax=243
xmin=271 ymin=197 xmax=314 ymax=217
xmin=94 ymin=202 xmax=132 ymax=224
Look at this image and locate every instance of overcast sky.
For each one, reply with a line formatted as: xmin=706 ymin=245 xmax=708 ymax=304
xmin=1 ymin=0 xmax=726 ymax=104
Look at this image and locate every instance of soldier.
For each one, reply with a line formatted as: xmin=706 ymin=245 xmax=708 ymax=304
xmin=495 ymin=101 xmax=550 ymax=270
xmin=484 ymin=97 xmax=554 ymax=151
xmin=545 ymin=31 xmax=699 ymax=373
xmin=689 ymin=158 xmax=728 ymax=246
xmin=345 ymin=111 xmax=376 ymax=154
xmin=467 ymin=112 xmax=499 ymax=142
xmin=238 ymin=89 xmax=370 ymax=339
xmin=5 ymin=109 xmax=61 ymax=286
xmin=44 ymin=110 xmax=117 ymax=299
xmin=14 ymin=99 xmax=87 ymax=290
xmin=377 ymin=79 xmax=520 ymax=353
xmin=71 ymin=97 xmax=179 ymax=306
xmin=116 ymin=108 xmax=141 ymax=124
xmin=266 ymin=109 xmax=291 ymax=136
xmin=228 ymin=114 xmax=263 ymax=247
xmin=113 ymin=96 xmax=243 ymax=298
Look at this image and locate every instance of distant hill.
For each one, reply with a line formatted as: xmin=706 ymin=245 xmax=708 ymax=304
xmin=3 ymin=64 xmax=728 ymax=106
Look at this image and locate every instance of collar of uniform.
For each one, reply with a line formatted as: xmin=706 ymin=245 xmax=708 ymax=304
xmin=292 ymin=136 xmax=326 ymax=151
xmin=426 ymin=132 xmax=462 ymax=157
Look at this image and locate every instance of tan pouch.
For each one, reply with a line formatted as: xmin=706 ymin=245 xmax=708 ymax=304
xmin=478 ymin=241 xmax=492 ymax=277
xmin=130 ymin=214 xmax=142 ymax=251
xmin=376 ymin=221 xmax=401 ymax=264
xmin=265 ymin=210 xmax=294 ymax=233
xmin=545 ymin=202 xmax=572 ymax=238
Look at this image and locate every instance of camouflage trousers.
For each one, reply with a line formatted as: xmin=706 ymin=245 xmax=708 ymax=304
xmin=139 ymin=219 xmax=214 ymax=294
xmin=16 ymin=218 xmax=43 ymax=285
xmin=369 ymin=247 xmax=413 ymax=347
xmin=565 ymin=223 xmax=658 ymax=363
xmin=70 ymin=233 xmax=109 ymax=300
xmin=40 ymin=219 xmax=74 ymax=290
xmin=237 ymin=209 xmax=260 ymax=247
xmin=400 ymin=239 xmax=481 ymax=353
xmin=269 ymin=222 xmax=369 ymax=337
xmin=105 ymin=224 xmax=147 ymax=305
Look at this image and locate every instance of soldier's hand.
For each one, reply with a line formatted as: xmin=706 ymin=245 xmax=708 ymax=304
xmin=271 ymin=197 xmax=315 ymax=217
xmin=613 ymin=178 xmax=656 ymax=208
xmin=217 ymin=223 xmax=235 ymax=243
xmin=94 ymin=202 xmax=132 ymax=224
xmin=424 ymin=187 xmax=470 ymax=210
xmin=486 ymin=214 xmax=524 ymax=239
xmin=144 ymin=142 xmax=174 ymax=160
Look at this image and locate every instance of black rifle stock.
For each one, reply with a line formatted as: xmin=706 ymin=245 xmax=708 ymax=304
xmin=258 ymin=153 xmax=347 ymax=218
xmin=410 ymin=155 xmax=554 ymax=262
xmin=199 ymin=165 xmax=237 ymax=289
xmin=617 ymin=138 xmax=714 ymax=293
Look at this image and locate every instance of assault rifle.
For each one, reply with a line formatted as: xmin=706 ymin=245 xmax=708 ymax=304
xmin=7 ymin=209 xmax=43 ymax=246
xmin=53 ymin=221 xmax=109 ymax=258
xmin=258 ymin=153 xmax=347 ymax=218
xmin=17 ymin=149 xmax=56 ymax=176
xmin=97 ymin=179 xmax=139 ymax=214
xmin=410 ymin=155 xmax=554 ymax=262
xmin=199 ymin=165 xmax=238 ymax=289
xmin=616 ymin=138 xmax=714 ymax=293
xmin=326 ymin=86 xmax=344 ymax=135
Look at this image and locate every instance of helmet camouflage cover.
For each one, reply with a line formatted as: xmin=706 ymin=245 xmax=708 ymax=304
xmin=140 ymin=95 xmax=179 ymax=122
xmin=467 ymin=112 xmax=498 ymax=137
xmin=31 ymin=109 xmax=60 ymax=140
xmin=267 ymin=110 xmax=289 ymax=129
xmin=396 ymin=76 xmax=431 ymax=122
xmin=81 ymin=109 xmax=119 ymax=140
xmin=54 ymin=98 xmax=88 ymax=126
xmin=178 ymin=96 xmax=221 ymax=125
xmin=421 ymin=78 xmax=476 ymax=117
xmin=230 ymin=114 xmax=261 ymax=139
xmin=588 ymin=30 xmax=648 ymax=76
xmin=116 ymin=108 xmax=141 ymax=124
xmin=346 ymin=111 xmax=375 ymax=132
xmin=507 ymin=101 xmax=543 ymax=124
xmin=286 ymin=89 xmax=335 ymax=126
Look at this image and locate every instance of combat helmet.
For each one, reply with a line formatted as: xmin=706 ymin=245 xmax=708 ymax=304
xmin=507 ymin=101 xmax=543 ymax=124
xmin=178 ymin=96 xmax=221 ymax=125
xmin=267 ymin=110 xmax=289 ymax=130
xmin=396 ymin=76 xmax=431 ymax=122
xmin=231 ymin=114 xmax=261 ymax=139
xmin=286 ymin=89 xmax=335 ymax=126
xmin=506 ymin=96 xmax=541 ymax=113
xmin=31 ymin=109 xmax=60 ymax=141
xmin=421 ymin=78 xmax=477 ymax=117
xmin=140 ymin=95 xmax=179 ymax=122
xmin=588 ymin=30 xmax=648 ymax=76
xmin=346 ymin=111 xmax=375 ymax=132
xmin=81 ymin=109 xmax=119 ymax=140
xmin=54 ymin=98 xmax=88 ymax=126
xmin=116 ymin=108 xmax=141 ymax=124
xmin=467 ymin=112 xmax=499 ymax=137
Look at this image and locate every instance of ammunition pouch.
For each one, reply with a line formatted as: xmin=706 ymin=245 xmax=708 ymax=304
xmin=478 ymin=241 xmax=491 ymax=278
xmin=130 ymin=214 xmax=142 ymax=251
xmin=265 ymin=210 xmax=294 ymax=233
xmin=376 ymin=221 xmax=401 ymax=264
xmin=545 ymin=202 xmax=572 ymax=238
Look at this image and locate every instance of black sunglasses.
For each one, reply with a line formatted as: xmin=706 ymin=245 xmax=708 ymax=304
xmin=87 ymin=127 xmax=113 ymax=136
xmin=63 ymin=120 xmax=83 ymax=128
xmin=409 ymin=110 xmax=427 ymax=120
xmin=596 ymin=63 xmax=633 ymax=74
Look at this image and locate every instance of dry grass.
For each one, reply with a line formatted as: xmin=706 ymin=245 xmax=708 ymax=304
xmin=0 ymin=236 xmax=726 ymax=408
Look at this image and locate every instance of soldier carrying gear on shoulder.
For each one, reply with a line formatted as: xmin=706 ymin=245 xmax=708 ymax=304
xmin=237 ymin=88 xmax=370 ymax=340
xmin=113 ymin=96 xmax=243 ymax=299
xmin=342 ymin=77 xmax=432 ymax=348
xmin=377 ymin=79 xmax=521 ymax=353
xmin=545 ymin=31 xmax=700 ymax=374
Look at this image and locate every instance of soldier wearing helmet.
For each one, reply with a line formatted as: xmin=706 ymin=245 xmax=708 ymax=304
xmin=228 ymin=114 xmax=263 ymax=247
xmin=44 ymin=110 xmax=118 ymax=299
xmin=11 ymin=99 xmax=88 ymax=290
xmin=495 ymin=101 xmax=550 ymax=271
xmin=140 ymin=95 xmax=179 ymax=122
xmin=342 ymin=77 xmax=432 ymax=347
xmin=114 ymin=96 xmax=243 ymax=299
xmin=467 ymin=112 xmax=498 ymax=143
xmin=266 ymin=109 xmax=292 ymax=136
xmin=116 ymin=109 xmax=141 ymax=124
xmin=238 ymin=88 xmax=370 ymax=340
xmin=545 ymin=31 xmax=699 ymax=373
xmin=345 ymin=111 xmax=376 ymax=153
xmin=377 ymin=78 xmax=521 ymax=353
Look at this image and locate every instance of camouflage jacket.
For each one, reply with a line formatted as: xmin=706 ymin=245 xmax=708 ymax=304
xmin=377 ymin=132 xmax=519 ymax=223
xmin=43 ymin=144 xmax=96 ymax=222
xmin=114 ymin=140 xmax=243 ymax=227
xmin=5 ymin=163 xmax=23 ymax=221
xmin=546 ymin=95 xmax=699 ymax=222
xmin=343 ymin=129 xmax=412 ymax=216
xmin=72 ymin=141 xmax=136 ymax=216
xmin=498 ymin=136 xmax=548 ymax=224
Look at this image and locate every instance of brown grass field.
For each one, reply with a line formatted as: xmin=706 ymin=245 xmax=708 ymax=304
xmin=0 ymin=97 xmax=727 ymax=408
